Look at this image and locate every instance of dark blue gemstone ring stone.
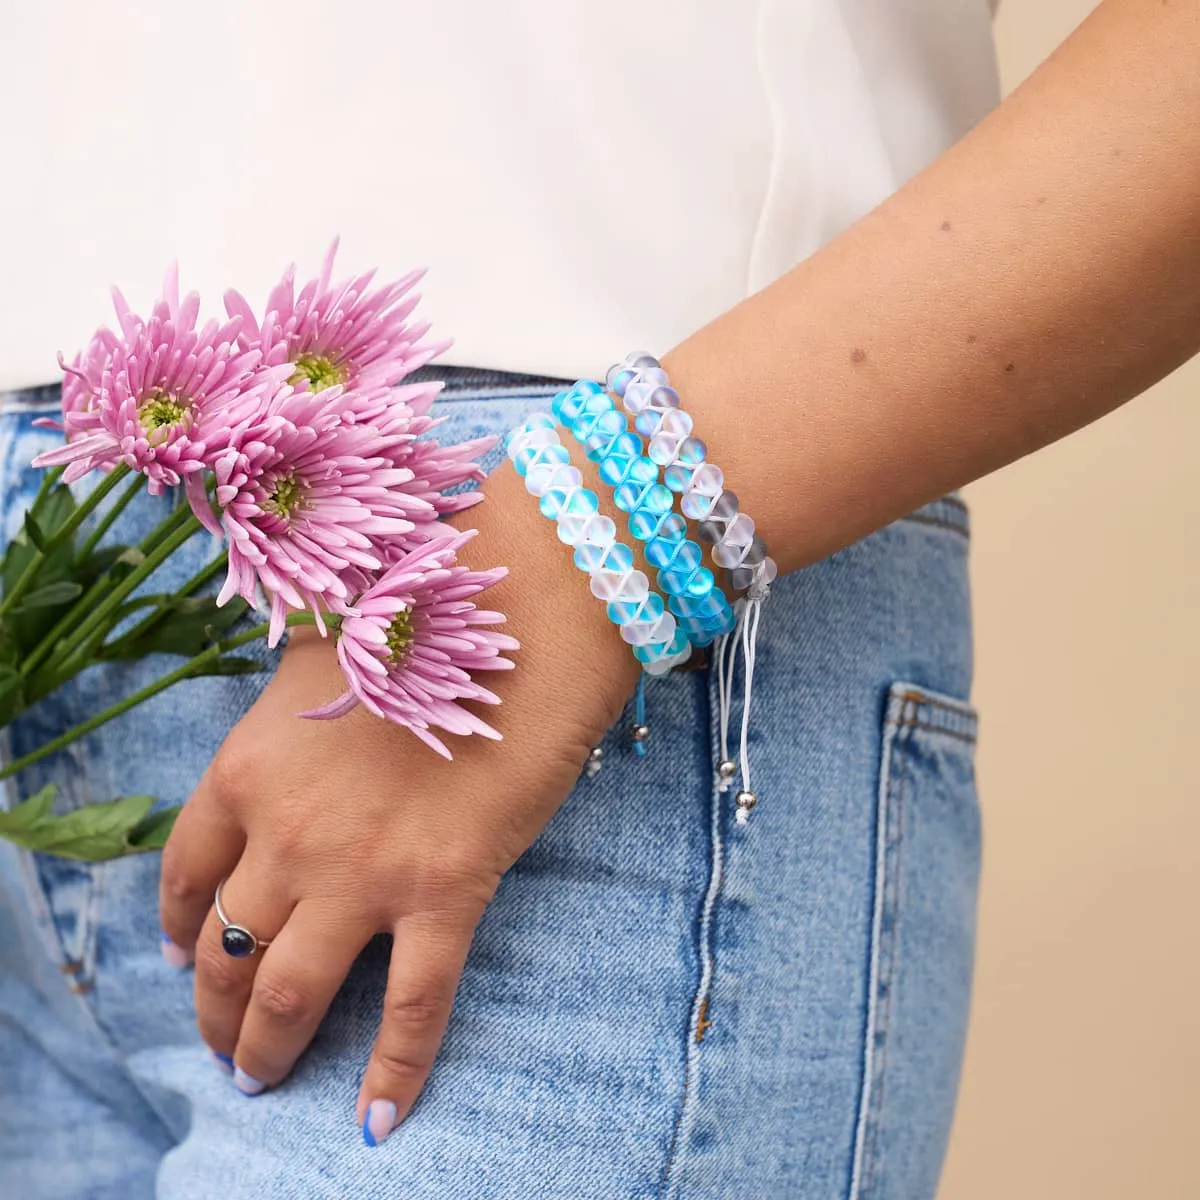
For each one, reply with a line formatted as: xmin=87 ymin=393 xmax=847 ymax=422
xmin=221 ymin=926 xmax=257 ymax=958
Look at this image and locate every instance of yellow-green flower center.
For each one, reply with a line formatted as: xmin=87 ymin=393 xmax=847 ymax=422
xmin=263 ymin=473 xmax=305 ymax=520
xmin=290 ymin=353 xmax=349 ymax=392
xmin=138 ymin=390 xmax=191 ymax=442
xmin=385 ymin=608 xmax=415 ymax=663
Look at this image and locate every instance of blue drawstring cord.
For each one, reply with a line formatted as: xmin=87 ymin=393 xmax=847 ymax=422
xmin=633 ymin=673 xmax=648 ymax=758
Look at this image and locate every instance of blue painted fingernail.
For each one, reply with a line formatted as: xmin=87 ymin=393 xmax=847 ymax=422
xmin=209 ymin=1050 xmax=234 ymax=1076
xmin=160 ymin=932 xmax=192 ymax=969
xmin=234 ymin=1067 xmax=266 ymax=1096
xmin=362 ymin=1100 xmax=397 ymax=1147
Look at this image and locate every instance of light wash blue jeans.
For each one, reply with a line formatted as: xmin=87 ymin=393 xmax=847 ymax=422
xmin=0 ymin=372 xmax=980 ymax=1199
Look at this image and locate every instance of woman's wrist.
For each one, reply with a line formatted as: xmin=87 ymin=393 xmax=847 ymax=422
xmin=449 ymin=460 xmax=642 ymax=743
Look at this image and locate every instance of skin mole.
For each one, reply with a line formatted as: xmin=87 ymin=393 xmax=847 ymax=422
xmin=851 ymin=347 xmax=867 ymax=364
xmin=1005 ymin=362 xmax=1015 ymax=373
xmin=940 ymin=220 xmax=952 ymax=231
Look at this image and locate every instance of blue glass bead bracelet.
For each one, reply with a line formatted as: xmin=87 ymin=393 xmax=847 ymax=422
xmin=551 ymin=381 xmax=736 ymax=649
xmin=506 ymin=415 xmax=690 ymax=676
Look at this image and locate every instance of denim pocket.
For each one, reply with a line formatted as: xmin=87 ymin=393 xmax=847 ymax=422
xmin=851 ymin=683 xmax=981 ymax=1200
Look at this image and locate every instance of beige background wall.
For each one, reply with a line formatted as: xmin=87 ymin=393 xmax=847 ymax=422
xmin=939 ymin=2 xmax=1200 ymax=1196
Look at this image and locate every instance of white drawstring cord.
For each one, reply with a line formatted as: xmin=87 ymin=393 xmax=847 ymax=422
xmin=713 ymin=577 xmax=768 ymax=824
xmin=714 ymin=601 xmax=743 ymax=790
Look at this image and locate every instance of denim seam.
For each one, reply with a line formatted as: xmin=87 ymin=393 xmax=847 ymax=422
xmin=847 ymin=696 xmax=909 ymax=1198
xmin=658 ymin=679 xmax=729 ymax=1200
xmin=895 ymin=512 xmax=969 ymax=541
xmin=861 ymin=724 xmax=908 ymax=1197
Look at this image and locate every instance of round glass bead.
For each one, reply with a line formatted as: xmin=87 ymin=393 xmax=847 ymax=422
xmin=681 ymin=491 xmax=717 ymax=520
xmin=634 ymin=483 xmax=673 ymax=516
xmin=627 ymin=507 xmax=670 ymax=540
xmin=598 ymin=543 xmax=634 ymax=574
xmin=626 ymin=351 xmax=661 ymax=369
xmin=647 ymin=432 xmax=681 ymax=465
xmin=562 ymin=488 xmax=599 ymax=518
xmin=622 ymin=380 xmax=655 ymax=413
xmin=635 ymin=410 xmax=665 ymax=439
xmin=573 ymin=542 xmax=608 ymax=572
xmin=538 ymin=488 xmax=571 ymax=520
xmin=658 ymin=562 xmax=699 ymax=595
xmin=607 ymin=365 xmax=636 ymax=396
xmin=722 ymin=513 xmax=756 ymax=547
xmin=656 ymin=512 xmax=687 ymax=542
xmin=658 ymin=409 xmax=693 ymax=438
xmin=645 ymin=536 xmax=686 ymax=569
xmin=591 ymin=572 xmax=627 ymax=602
xmin=613 ymin=480 xmax=653 ymax=512
xmin=689 ymin=463 xmax=724 ymax=496
xmin=741 ymin=535 xmax=767 ymax=566
xmin=676 ymin=437 xmax=707 ymax=467
xmin=708 ymin=491 xmax=739 ymax=522
xmin=669 ymin=591 xmax=726 ymax=620
xmin=664 ymin=463 xmax=693 ymax=492
xmin=681 ymin=565 xmax=715 ymax=598
xmin=712 ymin=539 xmax=749 ymax=569
xmin=579 ymin=514 xmax=616 ymax=547
xmin=556 ymin=512 xmax=594 ymax=545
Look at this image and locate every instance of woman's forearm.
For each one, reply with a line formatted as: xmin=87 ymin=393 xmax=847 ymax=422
xmin=665 ymin=0 xmax=1200 ymax=574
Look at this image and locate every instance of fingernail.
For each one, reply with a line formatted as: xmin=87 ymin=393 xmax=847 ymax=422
xmin=234 ymin=1067 xmax=266 ymax=1096
xmin=160 ymin=932 xmax=193 ymax=969
xmin=362 ymin=1100 xmax=398 ymax=1148
xmin=209 ymin=1050 xmax=234 ymax=1076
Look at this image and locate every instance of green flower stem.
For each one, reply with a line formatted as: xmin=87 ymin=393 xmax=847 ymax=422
xmin=40 ymin=516 xmax=204 ymax=680
xmin=74 ymin=473 xmax=147 ymax=564
xmin=0 ymin=464 xmax=131 ymax=620
xmin=31 ymin=464 xmax=66 ymax=510
xmin=0 ymin=613 xmax=318 ymax=782
xmin=21 ymin=500 xmax=199 ymax=681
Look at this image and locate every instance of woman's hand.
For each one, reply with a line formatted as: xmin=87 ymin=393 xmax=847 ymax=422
xmin=157 ymin=462 xmax=639 ymax=1142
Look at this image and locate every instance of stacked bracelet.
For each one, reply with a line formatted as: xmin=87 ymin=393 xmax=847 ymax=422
xmin=506 ymin=415 xmax=690 ymax=676
xmin=552 ymin=381 xmax=736 ymax=648
xmin=607 ymin=352 xmax=776 ymax=825
xmin=606 ymin=353 xmax=778 ymax=597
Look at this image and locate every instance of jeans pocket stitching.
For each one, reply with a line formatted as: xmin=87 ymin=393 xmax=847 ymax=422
xmin=848 ymin=707 xmax=913 ymax=1199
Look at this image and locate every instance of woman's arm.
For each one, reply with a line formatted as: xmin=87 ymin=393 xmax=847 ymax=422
xmin=662 ymin=0 xmax=1200 ymax=574
xmin=162 ymin=0 xmax=1200 ymax=1138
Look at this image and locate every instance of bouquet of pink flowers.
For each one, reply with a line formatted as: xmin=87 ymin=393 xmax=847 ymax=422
xmin=0 ymin=243 xmax=515 ymax=860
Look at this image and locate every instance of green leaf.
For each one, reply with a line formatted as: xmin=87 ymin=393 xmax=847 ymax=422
xmin=0 ymin=790 xmax=172 ymax=861
xmin=23 ymin=510 xmax=48 ymax=552
xmin=100 ymin=596 xmax=250 ymax=661
xmin=124 ymin=805 xmax=181 ymax=852
xmin=11 ymin=580 xmax=83 ymax=612
xmin=31 ymin=482 xmax=78 ymax=538
xmin=0 ymin=663 xmax=25 ymax=726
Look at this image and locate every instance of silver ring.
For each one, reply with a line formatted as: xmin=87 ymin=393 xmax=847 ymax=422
xmin=214 ymin=879 xmax=272 ymax=959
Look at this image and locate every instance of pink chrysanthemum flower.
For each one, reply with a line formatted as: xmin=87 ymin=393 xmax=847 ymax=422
xmin=224 ymin=239 xmax=450 ymax=408
xmin=214 ymin=384 xmax=437 ymax=646
xmin=362 ymin=383 xmax=496 ymax=554
xmin=301 ymin=532 xmax=517 ymax=759
xmin=33 ymin=267 xmax=283 ymax=527
xmin=33 ymin=327 xmax=121 ymax=444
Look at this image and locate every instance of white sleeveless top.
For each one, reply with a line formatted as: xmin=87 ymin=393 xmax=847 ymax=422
xmin=0 ymin=1 xmax=999 ymax=391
